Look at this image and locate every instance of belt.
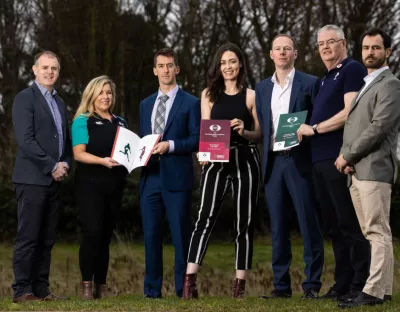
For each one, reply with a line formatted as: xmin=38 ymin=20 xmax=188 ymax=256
xmin=230 ymin=143 xmax=256 ymax=149
xmin=270 ymin=149 xmax=292 ymax=157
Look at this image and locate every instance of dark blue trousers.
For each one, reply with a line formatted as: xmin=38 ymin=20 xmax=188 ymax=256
xmin=265 ymin=154 xmax=323 ymax=293
xmin=12 ymin=183 xmax=60 ymax=298
xmin=140 ymin=170 xmax=191 ymax=298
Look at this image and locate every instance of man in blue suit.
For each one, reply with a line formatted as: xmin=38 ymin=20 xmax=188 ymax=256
xmin=11 ymin=51 xmax=72 ymax=302
xmin=256 ymin=35 xmax=324 ymax=299
xmin=139 ymin=48 xmax=201 ymax=298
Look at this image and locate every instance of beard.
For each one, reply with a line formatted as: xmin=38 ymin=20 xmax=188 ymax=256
xmin=363 ymin=55 xmax=386 ymax=69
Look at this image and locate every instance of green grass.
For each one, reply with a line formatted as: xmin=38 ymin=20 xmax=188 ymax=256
xmin=0 ymin=295 xmax=399 ymax=312
xmin=0 ymin=237 xmax=399 ymax=311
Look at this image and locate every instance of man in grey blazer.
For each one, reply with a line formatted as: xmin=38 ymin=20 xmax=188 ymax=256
xmin=335 ymin=28 xmax=400 ymax=308
xmin=11 ymin=51 xmax=72 ymax=302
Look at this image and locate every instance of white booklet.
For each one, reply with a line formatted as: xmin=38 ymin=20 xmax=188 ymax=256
xmin=111 ymin=127 xmax=161 ymax=173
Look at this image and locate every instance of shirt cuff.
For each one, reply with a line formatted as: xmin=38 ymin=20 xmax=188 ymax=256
xmin=168 ymin=140 xmax=175 ymax=153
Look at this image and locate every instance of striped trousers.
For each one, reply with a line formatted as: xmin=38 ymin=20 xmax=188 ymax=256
xmin=187 ymin=145 xmax=261 ymax=270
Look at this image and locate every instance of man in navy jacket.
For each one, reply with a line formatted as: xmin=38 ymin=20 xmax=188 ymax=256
xmin=256 ymin=35 xmax=324 ymax=299
xmin=139 ymin=48 xmax=200 ymax=298
xmin=11 ymin=51 xmax=72 ymax=302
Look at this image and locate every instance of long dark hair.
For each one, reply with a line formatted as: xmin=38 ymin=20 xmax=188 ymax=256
xmin=206 ymin=43 xmax=247 ymax=103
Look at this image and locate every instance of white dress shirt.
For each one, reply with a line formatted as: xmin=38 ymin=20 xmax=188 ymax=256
xmin=151 ymin=84 xmax=179 ymax=152
xmin=270 ymin=68 xmax=295 ymax=150
xmin=356 ymin=66 xmax=389 ymax=102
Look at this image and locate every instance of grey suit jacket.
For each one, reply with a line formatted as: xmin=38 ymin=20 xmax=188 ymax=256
xmin=341 ymin=69 xmax=400 ymax=184
xmin=12 ymin=82 xmax=72 ymax=186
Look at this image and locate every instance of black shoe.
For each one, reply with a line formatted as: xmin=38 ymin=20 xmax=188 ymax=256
xmin=259 ymin=289 xmax=292 ymax=299
xmin=338 ymin=289 xmax=361 ymax=302
xmin=338 ymin=292 xmax=383 ymax=308
xmin=320 ymin=287 xmax=343 ymax=301
xmin=384 ymin=295 xmax=392 ymax=302
xmin=301 ymin=289 xmax=318 ymax=299
xmin=144 ymin=294 xmax=162 ymax=299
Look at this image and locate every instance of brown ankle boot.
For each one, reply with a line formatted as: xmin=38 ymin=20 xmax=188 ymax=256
xmin=94 ymin=283 xmax=109 ymax=299
xmin=80 ymin=281 xmax=93 ymax=300
xmin=232 ymin=278 xmax=246 ymax=299
xmin=182 ymin=273 xmax=199 ymax=299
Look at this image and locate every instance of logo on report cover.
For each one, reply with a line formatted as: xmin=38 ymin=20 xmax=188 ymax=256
xmin=209 ymin=124 xmax=222 ymax=132
xmin=287 ymin=117 xmax=298 ymax=123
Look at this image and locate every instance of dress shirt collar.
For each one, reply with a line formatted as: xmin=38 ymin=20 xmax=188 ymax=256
xmin=271 ymin=68 xmax=295 ymax=86
xmin=363 ymin=66 xmax=389 ymax=84
xmin=156 ymin=84 xmax=179 ymax=101
xmin=35 ymin=81 xmax=57 ymax=97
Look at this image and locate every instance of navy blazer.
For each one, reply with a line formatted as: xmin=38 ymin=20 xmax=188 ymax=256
xmin=139 ymin=88 xmax=201 ymax=192
xmin=255 ymin=70 xmax=319 ymax=182
xmin=12 ymin=82 xmax=72 ymax=185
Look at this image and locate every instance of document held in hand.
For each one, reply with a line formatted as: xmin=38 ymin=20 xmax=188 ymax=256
xmin=274 ymin=110 xmax=308 ymax=151
xmin=111 ymin=127 xmax=161 ymax=173
xmin=198 ymin=119 xmax=231 ymax=162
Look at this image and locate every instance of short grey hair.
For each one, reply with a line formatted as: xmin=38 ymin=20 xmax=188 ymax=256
xmin=34 ymin=51 xmax=61 ymax=68
xmin=317 ymin=25 xmax=345 ymax=40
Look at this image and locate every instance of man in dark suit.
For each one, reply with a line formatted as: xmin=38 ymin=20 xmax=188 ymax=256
xmin=139 ymin=48 xmax=200 ymax=298
xmin=256 ymin=34 xmax=324 ymax=299
xmin=11 ymin=51 xmax=72 ymax=302
xmin=336 ymin=28 xmax=400 ymax=308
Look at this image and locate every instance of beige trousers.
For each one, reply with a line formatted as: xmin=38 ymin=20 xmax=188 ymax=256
xmin=349 ymin=176 xmax=393 ymax=299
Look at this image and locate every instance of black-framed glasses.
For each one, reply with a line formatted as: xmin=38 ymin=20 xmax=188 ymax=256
xmin=317 ymin=39 xmax=344 ymax=48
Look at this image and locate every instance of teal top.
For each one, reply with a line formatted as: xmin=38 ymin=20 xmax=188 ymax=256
xmin=71 ymin=114 xmax=89 ymax=147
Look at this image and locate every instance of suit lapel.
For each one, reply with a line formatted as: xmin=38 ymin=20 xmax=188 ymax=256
xmin=32 ymin=83 xmax=57 ymax=129
xmin=163 ymin=89 xmax=183 ymax=134
xmin=289 ymin=73 xmax=301 ymax=113
xmin=349 ymin=70 xmax=389 ymax=114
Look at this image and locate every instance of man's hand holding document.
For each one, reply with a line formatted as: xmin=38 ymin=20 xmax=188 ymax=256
xmin=273 ymin=110 xmax=308 ymax=151
xmin=111 ymin=127 xmax=160 ymax=173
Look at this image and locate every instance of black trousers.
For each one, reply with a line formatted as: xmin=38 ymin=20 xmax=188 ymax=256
xmin=313 ymin=159 xmax=370 ymax=293
xmin=12 ymin=183 xmax=60 ymax=298
xmin=76 ymin=176 xmax=124 ymax=284
xmin=187 ymin=145 xmax=261 ymax=270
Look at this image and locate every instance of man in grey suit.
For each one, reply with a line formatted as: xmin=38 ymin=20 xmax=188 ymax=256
xmin=335 ymin=28 xmax=400 ymax=308
xmin=11 ymin=51 xmax=72 ymax=302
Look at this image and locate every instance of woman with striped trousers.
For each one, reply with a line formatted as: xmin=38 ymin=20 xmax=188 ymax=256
xmin=182 ymin=43 xmax=262 ymax=299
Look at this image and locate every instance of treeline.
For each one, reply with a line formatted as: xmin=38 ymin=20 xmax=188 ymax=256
xmin=1 ymin=0 xmax=400 ymax=241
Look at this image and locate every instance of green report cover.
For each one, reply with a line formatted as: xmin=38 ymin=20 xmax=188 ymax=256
xmin=273 ymin=110 xmax=308 ymax=151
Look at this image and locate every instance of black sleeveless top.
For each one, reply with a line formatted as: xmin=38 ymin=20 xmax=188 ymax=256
xmin=210 ymin=89 xmax=253 ymax=144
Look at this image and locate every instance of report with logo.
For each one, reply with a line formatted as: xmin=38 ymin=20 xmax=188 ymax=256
xmin=198 ymin=119 xmax=231 ymax=162
xmin=273 ymin=110 xmax=308 ymax=151
xmin=111 ymin=127 xmax=161 ymax=173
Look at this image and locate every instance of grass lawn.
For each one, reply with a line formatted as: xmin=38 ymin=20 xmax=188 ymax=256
xmin=0 ymin=237 xmax=399 ymax=311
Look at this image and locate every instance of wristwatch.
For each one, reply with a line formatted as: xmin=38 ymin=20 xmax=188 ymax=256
xmin=312 ymin=124 xmax=319 ymax=135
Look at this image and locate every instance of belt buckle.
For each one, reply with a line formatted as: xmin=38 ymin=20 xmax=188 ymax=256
xmin=275 ymin=149 xmax=291 ymax=157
